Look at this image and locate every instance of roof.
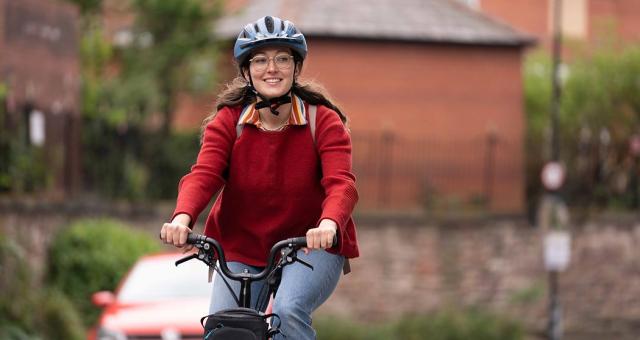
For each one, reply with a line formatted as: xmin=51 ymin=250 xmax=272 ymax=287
xmin=216 ymin=0 xmax=535 ymax=46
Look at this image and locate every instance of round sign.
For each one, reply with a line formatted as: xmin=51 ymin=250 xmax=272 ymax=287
xmin=541 ymin=162 xmax=565 ymax=191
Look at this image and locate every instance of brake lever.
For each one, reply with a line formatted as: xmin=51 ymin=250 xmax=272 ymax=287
xmin=175 ymin=253 xmax=198 ymax=266
xmin=293 ymin=257 xmax=314 ymax=271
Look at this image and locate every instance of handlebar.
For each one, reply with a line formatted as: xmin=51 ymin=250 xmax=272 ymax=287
xmin=182 ymin=233 xmax=336 ymax=283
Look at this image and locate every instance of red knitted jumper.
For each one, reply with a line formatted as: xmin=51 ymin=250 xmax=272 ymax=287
xmin=173 ymin=104 xmax=359 ymax=266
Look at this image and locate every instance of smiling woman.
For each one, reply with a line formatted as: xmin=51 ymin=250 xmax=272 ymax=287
xmin=160 ymin=15 xmax=359 ymax=340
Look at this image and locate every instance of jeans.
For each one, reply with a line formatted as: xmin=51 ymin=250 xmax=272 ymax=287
xmin=209 ymin=249 xmax=344 ymax=340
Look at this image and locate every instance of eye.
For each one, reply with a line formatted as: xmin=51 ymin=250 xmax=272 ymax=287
xmin=251 ymin=56 xmax=268 ymax=65
xmin=275 ymin=55 xmax=292 ymax=64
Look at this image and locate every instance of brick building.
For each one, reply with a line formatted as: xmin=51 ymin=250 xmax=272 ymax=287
xmin=200 ymin=0 xmax=533 ymax=213
xmin=474 ymin=0 xmax=640 ymax=48
xmin=0 ymin=0 xmax=81 ymax=196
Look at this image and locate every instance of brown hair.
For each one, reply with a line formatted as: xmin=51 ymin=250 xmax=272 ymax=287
xmin=201 ymin=61 xmax=348 ymax=137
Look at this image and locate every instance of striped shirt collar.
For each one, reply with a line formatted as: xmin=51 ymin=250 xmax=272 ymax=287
xmin=238 ymin=94 xmax=307 ymax=129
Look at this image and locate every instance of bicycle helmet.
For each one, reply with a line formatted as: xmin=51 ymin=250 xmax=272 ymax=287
xmin=234 ymin=16 xmax=307 ymax=66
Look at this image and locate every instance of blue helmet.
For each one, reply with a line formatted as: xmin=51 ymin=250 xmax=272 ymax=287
xmin=234 ymin=16 xmax=307 ymax=66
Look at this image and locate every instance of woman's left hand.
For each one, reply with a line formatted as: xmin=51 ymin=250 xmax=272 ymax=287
xmin=305 ymin=219 xmax=338 ymax=252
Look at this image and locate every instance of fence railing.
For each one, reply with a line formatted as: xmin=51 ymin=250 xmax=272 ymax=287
xmin=351 ymin=131 xmax=521 ymax=212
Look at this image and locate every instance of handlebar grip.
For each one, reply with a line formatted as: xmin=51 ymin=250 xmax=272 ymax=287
xmin=186 ymin=233 xmax=204 ymax=244
xmin=288 ymin=237 xmax=308 ymax=247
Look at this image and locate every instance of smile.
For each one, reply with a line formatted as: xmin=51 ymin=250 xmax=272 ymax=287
xmin=264 ymin=78 xmax=282 ymax=84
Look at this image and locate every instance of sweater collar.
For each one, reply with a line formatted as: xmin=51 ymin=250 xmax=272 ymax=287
xmin=238 ymin=94 xmax=307 ymax=128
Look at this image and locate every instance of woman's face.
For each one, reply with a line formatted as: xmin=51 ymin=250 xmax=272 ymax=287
xmin=245 ymin=46 xmax=299 ymax=99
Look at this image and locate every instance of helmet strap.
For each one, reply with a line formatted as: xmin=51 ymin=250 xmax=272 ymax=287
xmin=246 ymin=72 xmax=292 ymax=116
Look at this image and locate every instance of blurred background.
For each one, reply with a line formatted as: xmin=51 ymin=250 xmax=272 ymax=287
xmin=1 ymin=0 xmax=640 ymax=339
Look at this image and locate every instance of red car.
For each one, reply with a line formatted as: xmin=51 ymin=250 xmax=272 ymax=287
xmin=89 ymin=252 xmax=211 ymax=340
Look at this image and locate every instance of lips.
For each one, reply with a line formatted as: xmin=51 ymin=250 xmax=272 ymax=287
xmin=263 ymin=78 xmax=282 ymax=84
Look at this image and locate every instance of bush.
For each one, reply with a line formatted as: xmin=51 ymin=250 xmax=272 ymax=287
xmin=389 ymin=309 xmax=524 ymax=340
xmin=0 ymin=234 xmax=85 ymax=340
xmin=46 ymin=219 xmax=161 ymax=326
xmin=0 ymin=233 xmax=36 ymax=335
xmin=37 ymin=289 xmax=86 ymax=340
xmin=524 ymin=44 xmax=640 ymax=214
xmin=144 ymin=130 xmax=200 ymax=199
xmin=314 ymin=316 xmax=381 ymax=340
xmin=315 ymin=308 xmax=524 ymax=340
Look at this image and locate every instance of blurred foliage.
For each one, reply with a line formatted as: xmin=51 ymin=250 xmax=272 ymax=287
xmin=0 ymin=83 xmax=9 ymax=191
xmin=0 ymin=233 xmax=85 ymax=340
xmin=524 ymin=43 xmax=640 ymax=217
xmin=315 ymin=308 xmax=524 ymax=340
xmin=67 ymin=0 xmax=220 ymax=200
xmin=0 ymin=84 xmax=50 ymax=193
xmin=46 ymin=219 xmax=161 ymax=326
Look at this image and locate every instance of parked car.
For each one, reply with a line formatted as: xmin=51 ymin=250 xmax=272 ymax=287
xmin=88 ymin=252 xmax=211 ymax=340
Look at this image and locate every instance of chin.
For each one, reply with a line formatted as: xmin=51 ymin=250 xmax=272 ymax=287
xmin=261 ymin=90 xmax=289 ymax=98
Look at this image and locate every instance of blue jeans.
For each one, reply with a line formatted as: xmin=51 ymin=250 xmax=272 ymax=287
xmin=209 ymin=249 xmax=344 ymax=340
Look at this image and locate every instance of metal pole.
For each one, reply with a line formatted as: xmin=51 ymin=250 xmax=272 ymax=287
xmin=548 ymin=1 xmax=563 ymax=339
xmin=548 ymin=270 xmax=562 ymax=340
xmin=550 ymin=0 xmax=563 ymax=163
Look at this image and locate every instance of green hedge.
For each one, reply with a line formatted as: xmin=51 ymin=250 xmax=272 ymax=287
xmin=315 ymin=308 xmax=524 ymax=340
xmin=0 ymin=233 xmax=85 ymax=340
xmin=46 ymin=219 xmax=161 ymax=326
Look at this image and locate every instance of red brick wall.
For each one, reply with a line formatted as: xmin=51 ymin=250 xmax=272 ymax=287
xmin=480 ymin=0 xmax=640 ymax=49
xmin=0 ymin=0 xmax=81 ymax=195
xmin=302 ymin=39 xmax=525 ymax=212
xmin=590 ymin=0 xmax=640 ymax=44
xmin=480 ymin=0 xmax=550 ymax=47
xmin=0 ymin=0 xmax=80 ymax=114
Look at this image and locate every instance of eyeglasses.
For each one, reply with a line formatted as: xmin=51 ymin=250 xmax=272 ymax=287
xmin=249 ymin=54 xmax=295 ymax=72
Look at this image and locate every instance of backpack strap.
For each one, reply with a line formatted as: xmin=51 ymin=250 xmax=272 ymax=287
xmin=309 ymin=104 xmax=317 ymax=144
xmin=236 ymin=122 xmax=244 ymax=139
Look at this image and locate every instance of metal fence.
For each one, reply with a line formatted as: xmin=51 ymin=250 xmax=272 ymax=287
xmin=351 ymin=131 xmax=519 ymax=212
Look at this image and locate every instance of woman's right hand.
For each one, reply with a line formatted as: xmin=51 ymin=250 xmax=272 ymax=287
xmin=160 ymin=213 xmax=192 ymax=251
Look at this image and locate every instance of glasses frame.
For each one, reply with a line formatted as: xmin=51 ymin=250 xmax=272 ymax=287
xmin=248 ymin=54 xmax=295 ymax=72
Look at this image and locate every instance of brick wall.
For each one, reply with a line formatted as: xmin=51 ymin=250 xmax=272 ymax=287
xmin=0 ymin=0 xmax=81 ymax=195
xmin=2 ymin=205 xmax=640 ymax=339
xmin=318 ymin=217 xmax=640 ymax=339
xmin=590 ymin=0 xmax=640 ymax=43
xmin=480 ymin=0 xmax=640 ymax=49
xmin=304 ymin=39 xmax=525 ymax=212
xmin=480 ymin=0 xmax=550 ymax=46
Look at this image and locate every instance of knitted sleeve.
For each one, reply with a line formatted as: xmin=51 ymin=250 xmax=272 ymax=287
xmin=315 ymin=106 xmax=359 ymax=247
xmin=172 ymin=107 xmax=237 ymax=227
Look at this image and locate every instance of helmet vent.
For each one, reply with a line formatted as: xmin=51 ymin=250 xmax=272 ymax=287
xmin=280 ymin=21 xmax=285 ymax=31
xmin=254 ymin=23 xmax=259 ymax=32
xmin=265 ymin=16 xmax=274 ymax=33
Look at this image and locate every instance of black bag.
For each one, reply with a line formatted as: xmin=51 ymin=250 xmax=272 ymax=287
xmin=201 ymin=307 xmax=279 ymax=340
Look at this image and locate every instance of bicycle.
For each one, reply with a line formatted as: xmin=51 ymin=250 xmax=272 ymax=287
xmin=175 ymin=233 xmax=334 ymax=339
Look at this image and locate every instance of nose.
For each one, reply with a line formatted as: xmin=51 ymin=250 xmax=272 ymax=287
xmin=266 ymin=58 xmax=278 ymax=72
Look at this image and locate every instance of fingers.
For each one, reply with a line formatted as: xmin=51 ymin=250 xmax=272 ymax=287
xmin=160 ymin=222 xmax=190 ymax=248
xmin=306 ymin=226 xmax=336 ymax=249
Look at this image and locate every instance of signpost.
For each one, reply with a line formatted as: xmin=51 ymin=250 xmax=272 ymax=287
xmin=539 ymin=161 xmax=570 ymax=340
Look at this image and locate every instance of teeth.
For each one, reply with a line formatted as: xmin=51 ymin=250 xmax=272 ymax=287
xmin=265 ymin=79 xmax=281 ymax=83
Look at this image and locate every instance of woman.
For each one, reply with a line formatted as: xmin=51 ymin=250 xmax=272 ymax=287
xmin=160 ymin=16 xmax=359 ymax=339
